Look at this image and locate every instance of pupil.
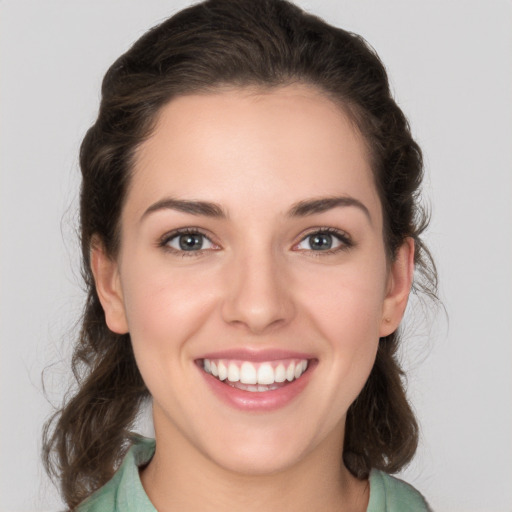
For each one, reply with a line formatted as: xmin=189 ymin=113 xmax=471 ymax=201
xmin=310 ymin=233 xmax=332 ymax=250
xmin=179 ymin=234 xmax=203 ymax=251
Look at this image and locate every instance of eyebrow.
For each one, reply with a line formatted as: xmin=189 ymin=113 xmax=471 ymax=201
xmin=141 ymin=195 xmax=371 ymax=223
xmin=141 ymin=198 xmax=227 ymax=221
xmin=288 ymin=196 xmax=372 ymax=223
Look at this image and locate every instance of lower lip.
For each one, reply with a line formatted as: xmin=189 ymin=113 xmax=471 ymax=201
xmin=198 ymin=361 xmax=316 ymax=412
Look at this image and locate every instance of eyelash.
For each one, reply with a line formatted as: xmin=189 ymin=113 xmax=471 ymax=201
xmin=158 ymin=226 xmax=353 ymax=257
xmin=294 ymin=227 xmax=353 ymax=256
xmin=158 ymin=228 xmax=218 ymax=258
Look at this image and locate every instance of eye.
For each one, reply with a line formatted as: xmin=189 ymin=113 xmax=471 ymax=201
xmin=295 ymin=229 xmax=351 ymax=252
xmin=162 ymin=230 xmax=217 ymax=253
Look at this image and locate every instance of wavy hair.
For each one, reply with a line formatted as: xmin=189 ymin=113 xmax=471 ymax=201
xmin=43 ymin=0 xmax=438 ymax=508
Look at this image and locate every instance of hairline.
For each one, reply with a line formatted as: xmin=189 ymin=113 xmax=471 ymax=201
xmin=105 ymin=79 xmax=383 ymax=258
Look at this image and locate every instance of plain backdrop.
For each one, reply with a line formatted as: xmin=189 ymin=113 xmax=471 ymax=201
xmin=1 ymin=1 xmax=511 ymax=511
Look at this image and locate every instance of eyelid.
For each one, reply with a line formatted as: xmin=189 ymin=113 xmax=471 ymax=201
xmin=157 ymin=226 xmax=352 ymax=255
xmin=158 ymin=227 xmax=220 ymax=254
xmin=293 ymin=227 xmax=353 ymax=253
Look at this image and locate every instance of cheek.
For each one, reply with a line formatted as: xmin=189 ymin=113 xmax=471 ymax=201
xmin=120 ymin=259 xmax=220 ymax=353
xmin=120 ymin=261 xmax=223 ymax=402
xmin=298 ymin=259 xmax=388 ymax=344
xmin=296 ymin=257 xmax=387 ymax=394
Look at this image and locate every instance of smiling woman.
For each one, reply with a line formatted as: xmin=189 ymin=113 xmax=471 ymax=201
xmin=42 ymin=1 xmax=437 ymax=511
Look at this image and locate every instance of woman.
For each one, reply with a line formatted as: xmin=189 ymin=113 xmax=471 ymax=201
xmin=43 ymin=0 xmax=437 ymax=510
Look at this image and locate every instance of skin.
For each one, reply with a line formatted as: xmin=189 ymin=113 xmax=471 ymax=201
xmin=92 ymin=84 xmax=414 ymax=512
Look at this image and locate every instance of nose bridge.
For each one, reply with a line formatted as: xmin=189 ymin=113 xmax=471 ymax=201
xmin=221 ymin=239 xmax=294 ymax=333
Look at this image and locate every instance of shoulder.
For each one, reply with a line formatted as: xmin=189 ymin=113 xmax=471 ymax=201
xmin=367 ymin=470 xmax=432 ymax=512
xmin=76 ymin=436 xmax=156 ymax=512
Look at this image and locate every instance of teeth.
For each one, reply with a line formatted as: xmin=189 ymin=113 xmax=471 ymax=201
xmin=240 ymin=362 xmax=257 ymax=384
xmin=275 ymin=364 xmax=286 ymax=383
xmin=227 ymin=362 xmax=240 ymax=382
xmin=286 ymin=362 xmax=295 ymax=382
xmin=218 ymin=361 xmax=227 ymax=381
xmin=202 ymin=358 xmax=309 ymax=389
xmin=257 ymin=363 xmax=274 ymax=385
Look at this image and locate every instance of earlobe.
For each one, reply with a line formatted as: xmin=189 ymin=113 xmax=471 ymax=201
xmin=90 ymin=237 xmax=129 ymax=334
xmin=379 ymin=238 xmax=415 ymax=337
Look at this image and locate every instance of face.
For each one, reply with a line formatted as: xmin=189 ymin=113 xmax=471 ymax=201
xmin=93 ymin=84 xmax=413 ymax=477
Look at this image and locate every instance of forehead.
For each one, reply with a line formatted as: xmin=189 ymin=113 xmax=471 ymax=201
xmin=128 ymin=84 xmax=380 ymax=222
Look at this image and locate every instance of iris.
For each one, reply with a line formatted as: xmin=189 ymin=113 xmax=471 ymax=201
xmin=179 ymin=233 xmax=204 ymax=251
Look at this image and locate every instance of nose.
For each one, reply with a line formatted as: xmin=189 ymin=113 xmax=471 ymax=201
xmin=221 ymin=249 xmax=295 ymax=334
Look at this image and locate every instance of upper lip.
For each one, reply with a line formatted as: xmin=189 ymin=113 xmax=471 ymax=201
xmin=197 ymin=348 xmax=315 ymax=362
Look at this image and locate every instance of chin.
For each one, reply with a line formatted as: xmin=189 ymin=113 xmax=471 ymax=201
xmin=191 ymin=414 xmax=338 ymax=478
xmin=206 ymin=439 xmax=311 ymax=477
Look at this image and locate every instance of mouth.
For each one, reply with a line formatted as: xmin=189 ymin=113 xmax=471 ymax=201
xmin=199 ymin=358 xmax=311 ymax=393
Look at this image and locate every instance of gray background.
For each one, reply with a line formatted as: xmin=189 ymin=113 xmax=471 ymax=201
xmin=1 ymin=1 xmax=511 ymax=510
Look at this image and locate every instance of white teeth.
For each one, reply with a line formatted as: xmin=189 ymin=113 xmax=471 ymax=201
xmin=257 ymin=363 xmax=274 ymax=385
xmin=286 ymin=362 xmax=295 ymax=381
xmin=240 ymin=362 xmax=257 ymax=384
xmin=227 ymin=362 xmax=240 ymax=382
xmin=275 ymin=364 xmax=286 ymax=383
xmin=218 ymin=361 xmax=227 ymax=381
xmin=202 ymin=358 xmax=309 ymax=389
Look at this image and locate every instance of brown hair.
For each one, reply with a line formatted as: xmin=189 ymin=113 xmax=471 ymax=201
xmin=43 ymin=0 xmax=437 ymax=508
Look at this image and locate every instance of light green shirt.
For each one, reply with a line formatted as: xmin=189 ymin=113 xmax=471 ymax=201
xmin=78 ymin=437 xmax=430 ymax=511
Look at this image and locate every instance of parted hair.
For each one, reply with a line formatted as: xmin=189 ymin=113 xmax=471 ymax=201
xmin=43 ymin=0 xmax=437 ymax=509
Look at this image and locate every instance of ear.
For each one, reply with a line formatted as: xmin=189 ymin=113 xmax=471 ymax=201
xmin=379 ymin=238 xmax=415 ymax=337
xmin=90 ymin=237 xmax=129 ymax=334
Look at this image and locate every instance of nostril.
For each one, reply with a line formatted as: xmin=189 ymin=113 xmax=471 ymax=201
xmin=220 ymin=261 xmax=295 ymax=332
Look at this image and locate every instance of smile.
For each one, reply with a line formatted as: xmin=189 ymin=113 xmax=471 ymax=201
xmin=201 ymin=358 xmax=309 ymax=392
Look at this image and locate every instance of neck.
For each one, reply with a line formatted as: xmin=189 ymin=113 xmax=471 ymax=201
xmin=140 ymin=418 xmax=369 ymax=512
